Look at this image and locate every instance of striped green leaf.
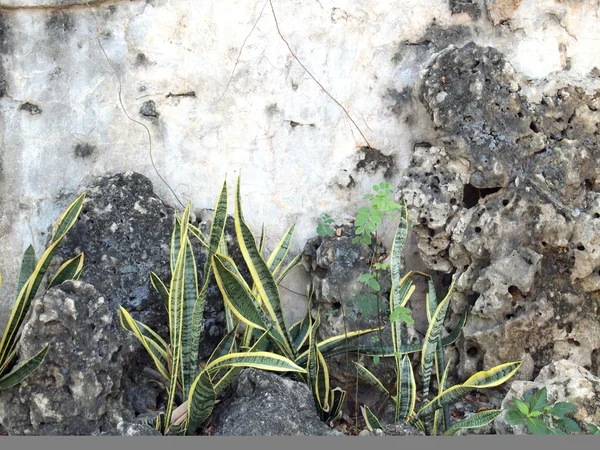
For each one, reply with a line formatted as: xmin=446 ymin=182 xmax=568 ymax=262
xmin=444 ymin=410 xmax=501 ymax=436
xmin=390 ymin=199 xmax=408 ymax=309
xmin=390 ymin=272 xmax=416 ymax=353
xmin=307 ymin=311 xmax=325 ymax=410
xmin=290 ymin=311 xmax=311 ymax=351
xmin=353 ymin=362 xmax=389 ymax=396
xmin=205 ymin=351 xmax=306 ymax=374
xmin=186 ymin=370 xmax=215 ymax=435
xmin=396 ymin=354 xmax=416 ymax=423
xmin=295 ymin=327 xmax=381 ymax=366
xmin=181 ymin=239 xmax=199 ymax=399
xmin=119 ymin=307 xmax=170 ymax=380
xmin=212 ymin=254 xmax=274 ymax=335
xmin=421 ymin=278 xmax=455 ymax=401
xmin=267 ymin=224 xmax=296 ymax=274
xmin=234 ymin=176 xmax=295 ymax=357
xmin=361 ymin=405 xmax=383 ymax=432
xmin=165 ymin=206 xmax=192 ymax=427
xmin=0 ymin=193 xmax=85 ymax=366
xmin=258 ymin=224 xmax=266 ymax=255
xmin=425 ymin=277 xmax=436 ymax=324
xmin=15 ymin=245 xmax=36 ymax=301
xmin=150 ymin=272 xmax=169 ymax=311
xmin=415 ymin=361 xmax=523 ymax=420
xmin=190 ymin=275 xmax=210 ymax=377
xmin=0 ymin=344 xmax=49 ymax=391
xmin=325 ymin=387 xmax=346 ymax=426
xmin=208 ymin=179 xmax=229 ymax=259
xmin=275 ymin=252 xmax=302 ymax=284
xmin=188 ymin=223 xmax=209 ymax=248
xmin=48 ymin=253 xmax=84 ymax=289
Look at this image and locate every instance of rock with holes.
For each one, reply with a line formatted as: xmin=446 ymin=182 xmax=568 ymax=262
xmin=495 ymin=360 xmax=600 ymax=434
xmin=0 ymin=282 xmax=130 ymax=435
xmin=52 ymin=171 xmax=229 ymax=415
xmin=399 ymin=42 xmax=600 ymax=382
xmin=212 ymin=369 xmax=342 ymax=436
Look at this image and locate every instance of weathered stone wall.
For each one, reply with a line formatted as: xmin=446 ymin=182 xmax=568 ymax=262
xmin=1 ymin=0 xmax=600 ymax=330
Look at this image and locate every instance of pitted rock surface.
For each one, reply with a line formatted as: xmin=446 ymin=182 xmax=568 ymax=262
xmin=212 ymin=369 xmax=342 ymax=436
xmin=0 ymin=282 xmax=128 ymax=435
xmin=401 ymin=42 xmax=600 ymax=381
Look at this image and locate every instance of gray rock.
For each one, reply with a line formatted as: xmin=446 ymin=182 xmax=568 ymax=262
xmin=212 ymin=369 xmax=342 ymax=436
xmin=382 ymin=422 xmax=425 ymax=436
xmin=54 ymin=171 xmax=229 ymax=414
xmin=99 ymin=421 xmax=162 ymax=436
xmin=449 ymin=0 xmax=481 ymax=19
xmin=495 ymin=360 xmax=600 ymax=434
xmin=0 ymin=282 xmax=129 ymax=435
xmin=401 ymin=42 xmax=600 ymax=381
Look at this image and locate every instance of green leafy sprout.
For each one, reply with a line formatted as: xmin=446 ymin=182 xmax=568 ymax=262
xmin=505 ymin=387 xmax=582 ymax=435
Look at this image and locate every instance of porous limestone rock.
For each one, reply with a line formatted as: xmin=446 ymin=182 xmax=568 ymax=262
xmin=495 ymin=360 xmax=600 ymax=434
xmin=0 ymin=282 xmax=130 ymax=435
xmin=212 ymin=369 xmax=342 ymax=436
xmin=401 ymin=42 xmax=600 ymax=382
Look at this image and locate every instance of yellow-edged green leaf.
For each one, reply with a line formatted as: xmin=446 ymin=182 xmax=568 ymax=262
xmin=150 ymin=272 xmax=169 ymax=311
xmin=275 ymin=252 xmax=302 ymax=284
xmin=361 ymin=405 xmax=383 ymax=432
xmin=15 ymin=245 xmax=36 ymax=301
xmin=421 ymin=277 xmax=455 ymax=401
xmin=415 ymin=361 xmax=523 ymax=420
xmin=325 ymin=387 xmax=346 ymax=426
xmin=119 ymin=307 xmax=170 ymax=380
xmin=165 ymin=206 xmax=191 ymax=427
xmin=390 ymin=199 xmax=408 ymax=308
xmin=188 ymin=223 xmax=209 ymax=248
xmin=444 ymin=410 xmax=501 ymax=436
xmin=390 ymin=272 xmax=416 ymax=353
xmin=205 ymin=351 xmax=306 ymax=373
xmin=396 ymin=354 xmax=416 ymax=423
xmin=207 ymin=325 xmax=238 ymax=364
xmin=186 ymin=370 xmax=215 ymax=435
xmin=0 ymin=344 xmax=48 ymax=391
xmin=353 ymin=362 xmax=389 ymax=396
xmin=48 ymin=253 xmax=84 ymax=289
xmin=181 ymin=239 xmax=199 ymax=399
xmin=266 ymin=224 xmax=296 ymax=274
xmin=425 ymin=277 xmax=436 ymax=324
xmin=0 ymin=193 xmax=85 ymax=364
xmin=295 ymin=327 xmax=381 ymax=366
xmin=433 ymin=359 xmax=452 ymax=435
xmin=234 ymin=176 xmax=295 ymax=357
xmin=291 ymin=311 xmax=311 ymax=352
xmin=212 ymin=254 xmax=276 ymax=335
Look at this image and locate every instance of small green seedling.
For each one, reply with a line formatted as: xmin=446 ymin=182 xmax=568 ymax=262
xmin=505 ymin=387 xmax=581 ymax=435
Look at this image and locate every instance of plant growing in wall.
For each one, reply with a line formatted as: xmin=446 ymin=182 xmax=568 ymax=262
xmin=120 ymin=182 xmax=305 ymax=435
xmin=0 ymin=194 xmax=86 ymax=390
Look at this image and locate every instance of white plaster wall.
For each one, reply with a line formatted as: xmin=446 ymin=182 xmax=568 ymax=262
xmin=1 ymin=0 xmax=600 ymax=322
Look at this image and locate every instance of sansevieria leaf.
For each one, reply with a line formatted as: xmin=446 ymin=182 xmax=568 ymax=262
xmin=353 ymin=361 xmax=389 ymax=396
xmin=266 ymin=224 xmax=296 ymax=274
xmin=444 ymin=410 xmax=501 ymax=436
xmin=421 ymin=277 xmax=456 ymax=401
xmin=415 ymin=361 xmax=522 ymax=420
xmin=48 ymin=253 xmax=85 ymax=289
xmin=234 ymin=176 xmax=295 ymax=357
xmin=361 ymin=405 xmax=383 ymax=432
xmin=396 ymin=354 xmax=416 ymax=423
xmin=204 ymin=351 xmax=306 ymax=374
xmin=0 ymin=193 xmax=85 ymax=365
xmin=15 ymin=245 xmax=36 ymax=302
xmin=0 ymin=344 xmax=49 ymax=391
xmin=186 ymin=370 xmax=215 ymax=435
xmin=150 ymin=272 xmax=169 ymax=311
